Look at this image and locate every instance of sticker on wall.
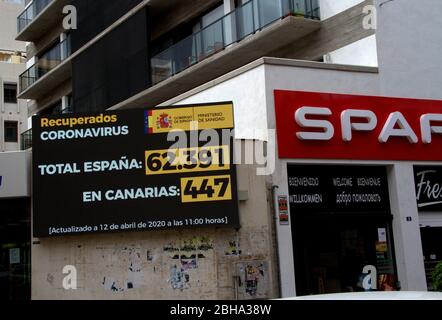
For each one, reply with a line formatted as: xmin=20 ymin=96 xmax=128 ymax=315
xmin=181 ymin=257 xmax=198 ymax=270
xmin=9 ymin=248 xmax=20 ymax=264
xmin=278 ymin=195 xmax=289 ymax=225
xmin=377 ymin=228 xmax=387 ymax=242
xmin=376 ymin=241 xmax=388 ymax=253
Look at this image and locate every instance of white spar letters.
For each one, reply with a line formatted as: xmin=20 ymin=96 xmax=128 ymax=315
xmin=295 ymin=107 xmax=334 ymax=141
xmin=295 ymin=107 xmax=441 ymax=143
xmin=378 ymin=112 xmax=418 ymax=143
xmin=420 ymin=114 xmax=442 ymax=144
xmin=341 ymin=109 xmax=377 ymax=142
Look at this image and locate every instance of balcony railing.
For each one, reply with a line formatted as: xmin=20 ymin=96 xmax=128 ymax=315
xmin=17 ymin=0 xmax=53 ymax=33
xmin=151 ymin=0 xmax=320 ymax=85
xmin=20 ymin=128 xmax=32 ymax=150
xmin=62 ymin=105 xmax=73 ymax=114
xmin=20 ymin=106 xmax=73 ymax=150
xmin=19 ymin=36 xmax=71 ymax=92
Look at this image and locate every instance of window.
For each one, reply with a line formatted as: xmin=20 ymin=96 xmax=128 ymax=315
xmin=39 ymin=100 xmax=62 ymax=116
xmin=3 ymin=0 xmax=25 ymax=4
xmin=4 ymin=83 xmax=17 ymax=103
xmin=0 ymin=52 xmax=12 ymax=62
xmin=4 ymin=121 xmax=18 ymax=142
xmin=192 ymin=4 xmax=225 ymax=62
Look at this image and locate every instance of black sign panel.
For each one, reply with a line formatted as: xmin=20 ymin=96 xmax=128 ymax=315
xmin=414 ymin=166 xmax=442 ymax=211
xmin=32 ymin=103 xmax=239 ymax=237
xmin=287 ymin=165 xmax=390 ymax=215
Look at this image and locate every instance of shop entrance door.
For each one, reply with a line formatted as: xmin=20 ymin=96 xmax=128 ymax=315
xmin=293 ymin=214 xmax=397 ymax=296
xmin=0 ymin=198 xmax=31 ymax=300
xmin=287 ymin=164 xmax=397 ymax=296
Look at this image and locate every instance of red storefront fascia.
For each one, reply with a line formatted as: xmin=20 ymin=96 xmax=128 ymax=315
xmin=274 ymin=90 xmax=442 ymax=161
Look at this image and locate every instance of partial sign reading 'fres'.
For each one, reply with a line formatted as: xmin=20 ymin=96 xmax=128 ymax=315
xmin=32 ymin=103 xmax=239 ymax=237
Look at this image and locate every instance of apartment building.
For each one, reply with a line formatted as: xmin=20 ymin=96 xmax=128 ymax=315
xmin=0 ymin=0 xmax=32 ymax=302
xmin=1 ymin=0 xmax=28 ymax=151
xmin=13 ymin=0 xmax=442 ymax=300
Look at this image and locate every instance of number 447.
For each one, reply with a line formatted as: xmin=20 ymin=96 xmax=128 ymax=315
xmin=181 ymin=175 xmax=232 ymax=203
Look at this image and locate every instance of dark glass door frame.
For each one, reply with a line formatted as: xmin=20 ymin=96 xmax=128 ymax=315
xmin=291 ymin=212 xmax=399 ymax=296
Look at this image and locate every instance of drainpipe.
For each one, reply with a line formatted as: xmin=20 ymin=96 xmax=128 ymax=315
xmin=270 ymin=184 xmax=283 ymax=298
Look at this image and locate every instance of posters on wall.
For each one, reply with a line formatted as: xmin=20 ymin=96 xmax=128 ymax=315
xmin=236 ymin=261 xmax=268 ymax=300
xmin=278 ymin=195 xmax=289 ymax=225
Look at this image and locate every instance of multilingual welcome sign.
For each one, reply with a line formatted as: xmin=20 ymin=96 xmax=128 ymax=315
xmin=287 ymin=165 xmax=390 ymax=215
xmin=32 ymin=102 xmax=239 ymax=237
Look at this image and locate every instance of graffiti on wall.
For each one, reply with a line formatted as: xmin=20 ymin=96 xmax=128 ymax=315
xmin=127 ymin=248 xmax=143 ymax=289
xmin=168 ymin=264 xmax=191 ymax=290
xmin=236 ymin=261 xmax=269 ymax=299
xmin=164 ymin=236 xmax=214 ymax=290
xmin=101 ymin=246 xmax=145 ymax=292
xmin=225 ymin=240 xmax=241 ymax=256
xmin=98 ymin=236 xmax=216 ymax=293
xmin=146 ymin=250 xmax=153 ymax=262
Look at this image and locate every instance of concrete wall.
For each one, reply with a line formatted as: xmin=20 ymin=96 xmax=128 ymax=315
xmin=0 ymin=0 xmax=26 ymax=53
xmin=166 ymin=59 xmax=379 ymax=142
xmin=320 ymin=0 xmax=378 ymax=67
xmin=325 ymin=34 xmax=378 ymax=67
xmin=321 ymin=0 xmax=365 ymax=19
xmin=162 ymin=65 xmax=269 ymax=141
xmin=273 ymin=0 xmax=375 ymax=62
xmin=375 ymin=0 xmax=442 ymax=100
xmin=32 ymin=162 xmax=279 ymax=300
